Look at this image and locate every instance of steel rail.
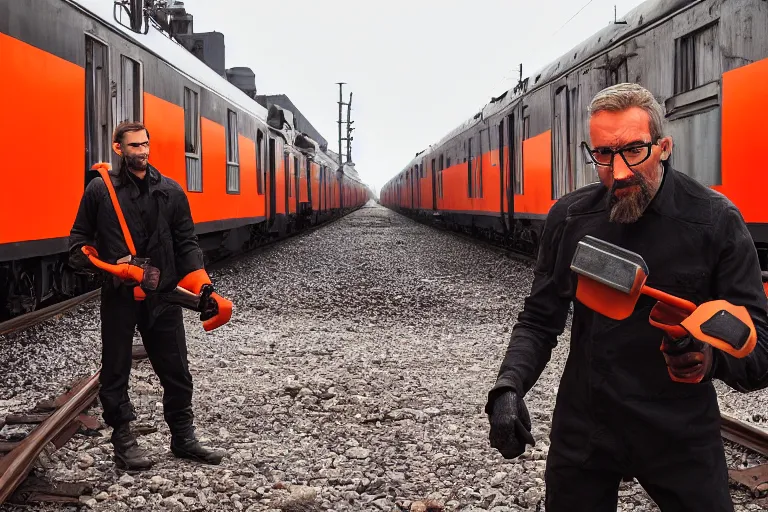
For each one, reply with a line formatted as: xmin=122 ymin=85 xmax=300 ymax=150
xmin=0 ymin=290 xmax=100 ymax=337
xmin=0 ymin=372 xmax=100 ymax=504
xmin=721 ymin=413 xmax=768 ymax=458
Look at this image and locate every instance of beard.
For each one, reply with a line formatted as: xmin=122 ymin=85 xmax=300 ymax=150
xmin=124 ymin=153 xmax=148 ymax=171
xmin=608 ymin=173 xmax=656 ymax=223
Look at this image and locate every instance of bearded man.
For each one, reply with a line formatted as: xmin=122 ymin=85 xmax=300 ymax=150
xmin=69 ymin=121 xmax=229 ymax=470
xmin=485 ymin=83 xmax=768 ymax=511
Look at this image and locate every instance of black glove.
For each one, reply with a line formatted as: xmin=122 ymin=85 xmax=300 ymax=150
xmin=660 ymin=335 xmax=714 ymax=384
xmin=69 ymin=245 xmax=96 ymax=271
xmin=488 ymin=389 xmax=535 ymax=459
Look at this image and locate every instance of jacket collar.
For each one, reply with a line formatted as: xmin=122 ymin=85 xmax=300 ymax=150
xmin=109 ymin=163 xmax=166 ymax=198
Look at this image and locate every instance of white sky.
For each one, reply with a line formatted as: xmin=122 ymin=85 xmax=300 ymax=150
xmin=180 ymin=0 xmax=648 ymax=195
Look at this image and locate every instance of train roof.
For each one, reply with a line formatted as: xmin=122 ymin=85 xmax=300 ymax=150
xmin=383 ymin=0 xmax=701 ymax=193
xmin=65 ymin=0 xmax=269 ymax=122
xmin=482 ymin=0 xmax=697 ymax=119
xmin=65 ymin=0 xmax=367 ymax=190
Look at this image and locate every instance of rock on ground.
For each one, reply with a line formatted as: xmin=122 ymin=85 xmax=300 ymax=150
xmin=0 ymin=202 xmax=766 ymax=512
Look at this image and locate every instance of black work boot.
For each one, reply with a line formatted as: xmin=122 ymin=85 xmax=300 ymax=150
xmin=170 ymin=428 xmax=226 ymax=465
xmin=110 ymin=423 xmax=153 ymax=471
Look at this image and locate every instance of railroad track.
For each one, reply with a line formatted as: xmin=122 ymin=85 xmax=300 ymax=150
xmin=0 ymin=348 xmax=148 ymax=506
xmin=0 ymin=212 xmax=359 ymax=505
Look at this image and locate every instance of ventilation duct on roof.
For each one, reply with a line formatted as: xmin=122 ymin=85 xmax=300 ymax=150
xmin=267 ymin=104 xmax=295 ymax=131
xmin=177 ymin=31 xmax=226 ymax=77
xmin=226 ymin=67 xmax=257 ymax=98
xmin=295 ymin=133 xmax=316 ymax=153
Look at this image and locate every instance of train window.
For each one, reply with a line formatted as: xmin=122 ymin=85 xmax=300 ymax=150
xmin=184 ymin=87 xmax=202 ymax=192
xmin=439 ymin=154 xmax=444 ymax=199
xmin=675 ymin=21 xmax=721 ymax=94
xmin=467 ymin=137 xmax=473 ymax=198
xmin=226 ymin=109 xmax=240 ymax=194
xmin=420 ymin=163 xmax=424 ymax=178
xmin=256 ymin=129 xmax=264 ymax=195
xmin=478 ymin=130 xmax=485 ymax=199
xmin=85 ymin=36 xmax=111 ymax=176
xmin=284 ymin=154 xmax=290 ymax=205
xmin=118 ymin=55 xmax=142 ymax=124
xmin=293 ymin=156 xmax=298 ymax=198
xmin=607 ymin=58 xmax=628 ymax=86
xmin=552 ymin=84 xmax=573 ymax=200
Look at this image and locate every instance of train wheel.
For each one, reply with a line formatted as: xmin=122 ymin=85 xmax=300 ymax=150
xmin=6 ymin=268 xmax=39 ymax=318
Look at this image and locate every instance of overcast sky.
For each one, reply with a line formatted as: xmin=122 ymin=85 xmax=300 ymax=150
xmin=180 ymin=0 xmax=647 ymax=196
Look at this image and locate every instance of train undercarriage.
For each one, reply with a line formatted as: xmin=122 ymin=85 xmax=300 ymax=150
xmin=0 ymin=205 xmax=352 ymax=321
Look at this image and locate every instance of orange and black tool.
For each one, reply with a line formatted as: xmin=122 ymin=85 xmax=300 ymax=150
xmin=570 ymin=235 xmax=756 ymax=359
xmin=89 ymin=162 xmax=155 ymax=300
xmin=80 ymin=245 xmax=160 ymax=293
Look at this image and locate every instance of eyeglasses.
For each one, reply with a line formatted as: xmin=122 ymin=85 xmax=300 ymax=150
xmin=581 ymin=141 xmax=657 ymax=168
xmin=124 ymin=141 xmax=150 ymax=149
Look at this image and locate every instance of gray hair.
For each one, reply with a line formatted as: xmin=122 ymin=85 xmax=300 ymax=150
xmin=588 ymin=83 xmax=666 ymax=142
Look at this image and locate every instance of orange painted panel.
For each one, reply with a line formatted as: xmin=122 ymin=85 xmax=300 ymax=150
xmin=515 ymin=131 xmax=555 ymax=216
xmin=0 ymin=33 xmax=85 ymax=244
xmin=143 ymin=93 xmax=186 ymax=190
xmin=238 ymin=134 xmax=263 ymax=219
xmin=715 ymin=57 xmax=768 ymax=224
xmin=195 ymin=118 xmax=259 ymax=223
xmin=275 ymin=140 xmax=286 ymax=215
xmin=311 ymin=163 xmax=320 ymax=210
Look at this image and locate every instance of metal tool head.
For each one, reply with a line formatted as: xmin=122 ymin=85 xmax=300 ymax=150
xmin=570 ymin=235 xmax=650 ymax=320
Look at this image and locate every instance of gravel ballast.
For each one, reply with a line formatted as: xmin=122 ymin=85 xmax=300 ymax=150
xmin=0 ymin=202 xmax=766 ymax=512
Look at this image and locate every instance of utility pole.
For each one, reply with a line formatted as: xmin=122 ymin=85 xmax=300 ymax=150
xmin=345 ymin=92 xmax=354 ymax=164
xmin=336 ymin=82 xmax=351 ymax=212
xmin=336 ymin=82 xmax=346 ymax=171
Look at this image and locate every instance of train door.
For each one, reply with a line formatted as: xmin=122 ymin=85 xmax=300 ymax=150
xmin=293 ymin=155 xmax=300 ymax=213
xmin=431 ymin=158 xmax=437 ymax=210
xmin=85 ymin=36 xmax=111 ymax=186
xmin=257 ymin=130 xmax=265 ymax=212
xmin=418 ymin=161 xmax=423 ymax=209
xmin=319 ymin=165 xmax=325 ymax=213
xmin=507 ymin=104 xmax=522 ymax=229
xmin=284 ymin=154 xmax=290 ymax=214
xmin=268 ymin=137 xmax=277 ymax=224
xmin=498 ymin=118 xmax=506 ymax=231
xmin=306 ymin=158 xmax=312 ymax=206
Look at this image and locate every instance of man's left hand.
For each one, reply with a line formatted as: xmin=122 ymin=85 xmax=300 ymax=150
xmin=660 ymin=335 xmax=714 ymax=383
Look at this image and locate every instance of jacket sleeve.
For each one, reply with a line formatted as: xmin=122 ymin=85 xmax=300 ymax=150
xmin=709 ymin=204 xmax=768 ymax=392
xmin=67 ymin=179 xmax=101 ymax=270
xmin=171 ymin=188 xmax=205 ymax=279
xmin=486 ymin=200 xmax=572 ymax=411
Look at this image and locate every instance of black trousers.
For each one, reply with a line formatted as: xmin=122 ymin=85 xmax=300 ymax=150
xmin=99 ymin=287 xmax=194 ymax=436
xmin=544 ymin=440 xmax=734 ymax=512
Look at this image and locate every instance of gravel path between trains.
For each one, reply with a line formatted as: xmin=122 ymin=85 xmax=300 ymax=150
xmin=1 ymin=202 xmax=766 ymax=512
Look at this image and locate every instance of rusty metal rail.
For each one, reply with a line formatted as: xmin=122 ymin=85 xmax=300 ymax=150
xmin=0 ymin=347 xmax=150 ymax=505
xmin=721 ymin=413 xmax=768 ymax=458
xmin=721 ymin=413 xmax=768 ymax=497
xmin=0 ymin=289 xmax=100 ymax=337
xmin=0 ymin=373 xmax=100 ymax=504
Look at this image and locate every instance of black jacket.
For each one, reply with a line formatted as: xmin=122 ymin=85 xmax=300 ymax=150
xmin=68 ymin=164 xmax=205 ymax=298
xmin=488 ymin=162 xmax=768 ymax=469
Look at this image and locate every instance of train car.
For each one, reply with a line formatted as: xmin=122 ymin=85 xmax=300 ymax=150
xmin=382 ymin=0 xmax=768 ymax=265
xmin=0 ymin=0 xmax=369 ymax=319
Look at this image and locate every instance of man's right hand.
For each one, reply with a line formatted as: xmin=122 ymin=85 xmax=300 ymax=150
xmin=488 ymin=389 xmax=535 ymax=459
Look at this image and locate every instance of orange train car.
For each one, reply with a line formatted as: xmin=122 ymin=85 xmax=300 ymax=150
xmin=0 ymin=0 xmax=371 ymax=319
xmin=381 ymin=0 xmax=768 ymax=266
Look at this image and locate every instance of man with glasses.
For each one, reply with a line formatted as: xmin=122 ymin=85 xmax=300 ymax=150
xmin=485 ymin=83 xmax=768 ymax=511
xmin=68 ymin=121 xmax=229 ymax=470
